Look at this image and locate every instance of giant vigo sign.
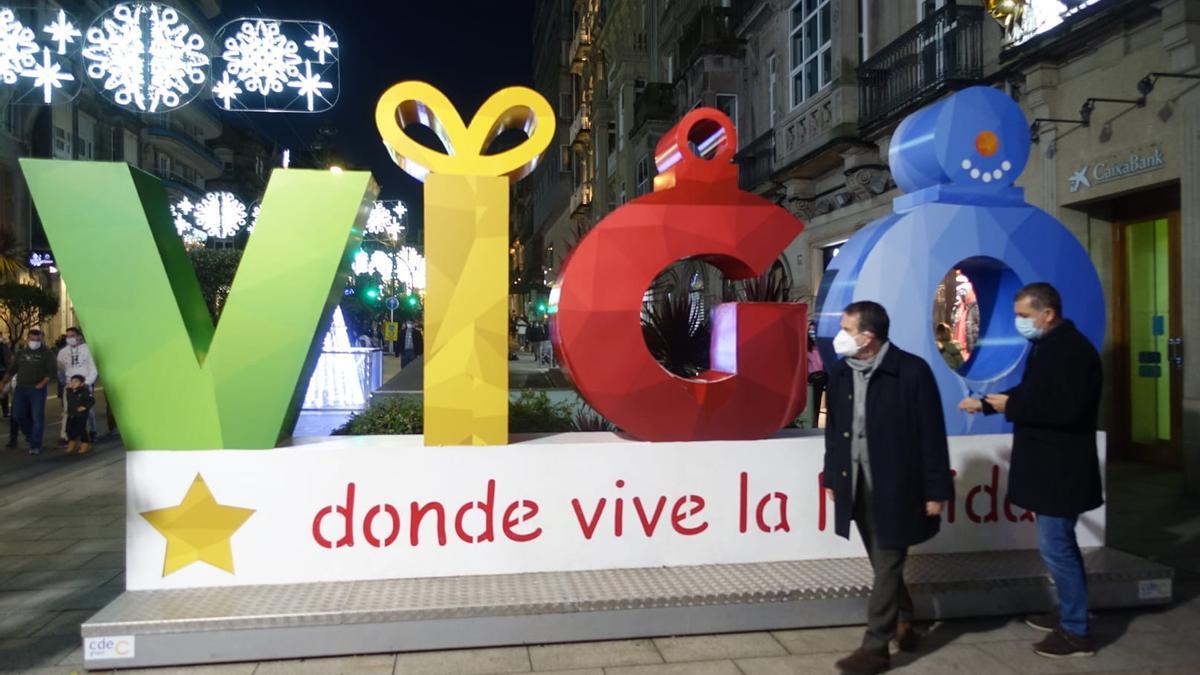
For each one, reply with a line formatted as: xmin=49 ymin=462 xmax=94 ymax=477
xmin=19 ymin=83 xmax=1109 ymax=587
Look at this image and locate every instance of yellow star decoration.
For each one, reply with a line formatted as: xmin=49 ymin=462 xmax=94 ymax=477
xmin=141 ymin=474 xmax=255 ymax=577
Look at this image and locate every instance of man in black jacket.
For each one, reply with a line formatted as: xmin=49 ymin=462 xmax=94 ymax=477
xmin=961 ymin=282 xmax=1102 ymax=659
xmin=825 ymin=301 xmax=954 ymax=674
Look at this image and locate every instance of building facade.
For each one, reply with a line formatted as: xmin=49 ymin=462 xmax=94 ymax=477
xmin=524 ymin=0 xmax=1200 ymax=488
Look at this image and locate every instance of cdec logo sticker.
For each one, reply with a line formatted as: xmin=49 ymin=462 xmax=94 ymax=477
xmin=85 ymin=635 xmax=135 ymax=660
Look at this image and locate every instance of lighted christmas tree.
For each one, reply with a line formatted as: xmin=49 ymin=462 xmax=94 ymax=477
xmin=302 ymin=305 xmax=365 ymax=409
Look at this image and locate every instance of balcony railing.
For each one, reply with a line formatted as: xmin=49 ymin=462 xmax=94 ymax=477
xmin=144 ymin=125 xmax=224 ymax=172
xmin=570 ymin=181 xmax=593 ymax=216
xmin=632 ymin=82 xmax=676 ymax=138
xmin=678 ymin=5 xmax=743 ymax=71
xmin=569 ymin=102 xmax=592 ymax=148
xmin=570 ymin=25 xmax=593 ymax=75
xmin=858 ymin=5 xmax=984 ymax=133
xmin=735 ymin=131 xmax=775 ymax=192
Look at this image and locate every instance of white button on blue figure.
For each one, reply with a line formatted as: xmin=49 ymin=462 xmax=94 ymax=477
xmin=816 ymin=86 xmax=1105 ymax=435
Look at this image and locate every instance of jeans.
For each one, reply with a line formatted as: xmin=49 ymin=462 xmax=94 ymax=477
xmin=12 ymin=385 xmax=47 ymax=450
xmin=1037 ymin=513 xmax=1089 ymax=637
xmin=401 ymin=349 xmax=416 ymax=368
xmin=854 ymin=471 xmax=914 ymax=650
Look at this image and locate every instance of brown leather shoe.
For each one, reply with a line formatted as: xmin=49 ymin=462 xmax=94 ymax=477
xmin=1033 ymin=629 xmax=1095 ymax=658
xmin=895 ymin=621 xmax=918 ymax=652
xmin=835 ymin=646 xmax=890 ymax=674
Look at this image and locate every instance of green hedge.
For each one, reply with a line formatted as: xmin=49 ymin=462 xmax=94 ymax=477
xmin=334 ymin=391 xmax=614 ymax=436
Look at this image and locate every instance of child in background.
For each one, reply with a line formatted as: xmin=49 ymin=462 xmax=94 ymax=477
xmin=64 ymin=375 xmax=95 ymax=454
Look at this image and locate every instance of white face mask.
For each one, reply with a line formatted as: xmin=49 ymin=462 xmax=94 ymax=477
xmin=28 ymin=341 xmax=42 ymax=350
xmin=66 ymin=337 xmax=80 ymax=347
xmin=832 ymin=329 xmax=863 ymax=359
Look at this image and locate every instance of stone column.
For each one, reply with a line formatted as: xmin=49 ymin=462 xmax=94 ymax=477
xmin=1159 ymin=0 xmax=1200 ymax=492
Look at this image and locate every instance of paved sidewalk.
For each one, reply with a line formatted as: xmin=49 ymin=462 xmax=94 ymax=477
xmin=1 ymin=453 xmax=1198 ymax=674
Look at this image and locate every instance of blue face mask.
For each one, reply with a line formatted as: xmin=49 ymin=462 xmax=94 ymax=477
xmin=1015 ymin=316 xmax=1042 ymax=341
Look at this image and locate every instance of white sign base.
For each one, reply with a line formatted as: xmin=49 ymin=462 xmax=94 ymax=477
xmin=125 ymin=431 xmax=1106 ymax=590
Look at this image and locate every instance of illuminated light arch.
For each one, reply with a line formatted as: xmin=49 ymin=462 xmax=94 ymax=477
xmin=212 ymin=18 xmax=340 ymax=113
xmin=83 ymin=2 xmax=210 ymax=113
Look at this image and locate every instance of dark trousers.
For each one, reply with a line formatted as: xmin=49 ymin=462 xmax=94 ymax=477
xmin=12 ymin=385 xmax=47 ymax=450
xmin=854 ymin=472 xmax=914 ymax=650
xmin=401 ymin=348 xmax=416 ymax=368
xmin=66 ymin=415 xmax=89 ymax=443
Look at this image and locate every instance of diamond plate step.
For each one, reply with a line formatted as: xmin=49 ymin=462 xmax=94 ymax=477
xmin=81 ymin=547 xmax=1173 ymax=669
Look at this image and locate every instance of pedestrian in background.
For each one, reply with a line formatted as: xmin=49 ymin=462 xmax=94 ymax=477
xmin=3 ymin=329 xmax=57 ymax=455
xmin=960 ymin=282 xmax=1102 ymax=659
xmin=53 ymin=332 xmax=67 ymax=402
xmin=0 ymin=333 xmax=10 ymax=418
xmin=399 ymin=320 xmax=423 ymax=368
xmin=824 ymin=301 xmax=954 ymax=675
xmin=57 ymin=327 xmax=98 ymax=443
xmin=63 ymin=374 xmax=95 ymax=454
xmin=4 ymin=375 xmax=17 ymax=449
xmin=807 ymin=321 xmax=827 ymax=427
xmin=935 ymin=322 xmax=965 ymax=370
xmin=516 ymin=316 xmax=529 ymax=352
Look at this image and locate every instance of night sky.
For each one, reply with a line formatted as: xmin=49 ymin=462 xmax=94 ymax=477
xmin=216 ymin=1 xmax=535 ymax=230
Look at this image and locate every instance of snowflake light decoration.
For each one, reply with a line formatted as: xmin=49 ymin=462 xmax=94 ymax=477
xmin=350 ymin=245 xmax=427 ymax=292
xmin=222 ymin=20 xmax=301 ymax=95
xmin=365 ymin=200 xmax=406 ymax=239
xmin=83 ymin=2 xmax=209 ymax=113
xmin=22 ymin=47 xmax=74 ymax=104
xmin=0 ymin=8 xmax=38 ymax=85
xmin=304 ymin=23 xmax=338 ymax=65
xmin=0 ymin=7 xmax=83 ymax=105
xmin=211 ymin=70 xmax=242 ymax=109
xmin=288 ymin=59 xmax=332 ymax=112
xmin=43 ymin=9 xmax=81 ymax=55
xmin=192 ymin=192 xmax=249 ymax=239
xmin=395 ymin=246 xmax=427 ymax=291
xmin=213 ymin=19 xmax=340 ymax=113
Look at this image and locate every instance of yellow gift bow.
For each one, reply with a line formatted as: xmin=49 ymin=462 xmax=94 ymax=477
xmin=375 ymin=81 xmax=555 ymax=183
xmin=375 ymin=82 xmax=555 ymax=446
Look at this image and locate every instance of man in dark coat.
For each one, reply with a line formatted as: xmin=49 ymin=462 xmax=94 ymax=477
xmin=824 ymin=301 xmax=954 ymax=674
xmin=961 ymin=282 xmax=1102 ymax=659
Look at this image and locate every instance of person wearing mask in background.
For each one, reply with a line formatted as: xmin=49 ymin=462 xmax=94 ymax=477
xmin=935 ymin=322 xmax=965 ymax=371
xmin=960 ymin=283 xmax=1102 ymax=659
xmin=3 ymin=329 xmax=57 ymax=455
xmin=824 ymin=301 xmax=954 ymax=675
xmin=57 ymin=327 xmax=98 ymax=444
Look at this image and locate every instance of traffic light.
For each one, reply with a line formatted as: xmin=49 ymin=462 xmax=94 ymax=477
xmin=365 ymin=287 xmax=379 ymax=301
xmin=537 ymin=302 xmax=547 ymax=314
xmin=406 ymin=294 xmax=419 ymax=307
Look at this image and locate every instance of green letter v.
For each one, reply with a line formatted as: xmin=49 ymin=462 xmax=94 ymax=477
xmin=21 ymin=160 xmax=375 ymax=450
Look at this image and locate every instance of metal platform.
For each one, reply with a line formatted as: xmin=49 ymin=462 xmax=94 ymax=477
xmin=81 ymin=547 xmax=1173 ymax=670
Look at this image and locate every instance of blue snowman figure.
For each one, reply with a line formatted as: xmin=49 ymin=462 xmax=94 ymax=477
xmin=816 ymin=86 xmax=1105 ymax=435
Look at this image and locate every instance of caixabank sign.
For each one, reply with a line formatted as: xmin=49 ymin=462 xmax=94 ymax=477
xmin=21 ymin=84 xmax=1106 ymax=590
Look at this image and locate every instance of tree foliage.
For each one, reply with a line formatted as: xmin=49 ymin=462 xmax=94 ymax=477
xmin=188 ymin=248 xmax=243 ymax=322
xmin=0 ymin=283 xmax=59 ymax=343
xmin=0 ymin=227 xmax=27 ymax=282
